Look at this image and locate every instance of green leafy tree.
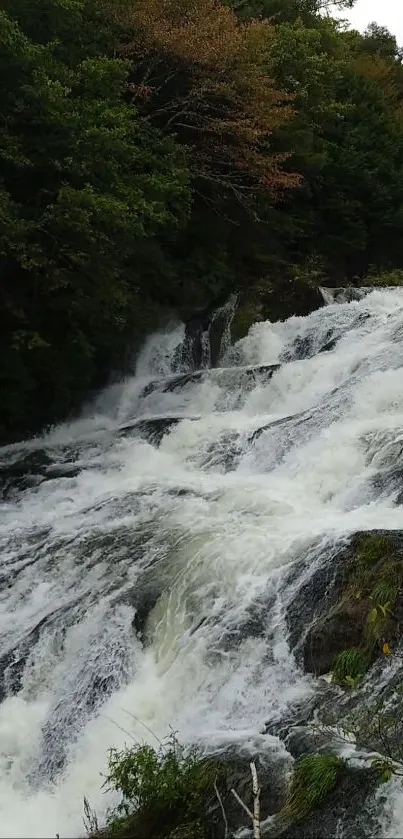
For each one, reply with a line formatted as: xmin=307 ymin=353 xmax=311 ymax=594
xmin=0 ymin=0 xmax=190 ymax=439
xmin=265 ymin=15 xmax=403 ymax=281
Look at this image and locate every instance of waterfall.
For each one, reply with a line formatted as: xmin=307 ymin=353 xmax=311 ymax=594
xmin=2 ymin=289 xmax=403 ymax=836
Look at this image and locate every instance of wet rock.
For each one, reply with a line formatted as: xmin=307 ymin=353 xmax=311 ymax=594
xmin=281 ymin=311 xmax=370 ymax=363
xmin=118 ymin=415 xmax=198 ymax=445
xmin=206 ymin=749 xmax=289 ymax=838
xmin=287 ymin=531 xmax=403 ymax=678
xmin=0 ymin=449 xmax=82 ymax=497
xmin=268 ymin=721 xmax=380 ymax=839
xmin=248 ymin=411 xmax=300 ymax=446
xmin=320 ymin=287 xmax=372 ymax=305
xmin=285 ymin=542 xmax=347 ymax=663
xmin=200 ymin=432 xmax=243 ymax=473
xmin=43 ymin=463 xmax=81 ymax=479
xmin=1 ymin=473 xmax=46 ymax=497
xmin=183 ymin=296 xmax=236 ymax=369
xmin=304 ymin=597 xmax=369 ymax=676
xmin=140 ymin=370 xmax=204 ymax=399
xmin=284 ymin=725 xmax=349 ymax=760
xmin=131 ymin=588 xmax=161 ymax=638
xmin=0 ymin=449 xmax=52 ymax=497
xmin=264 ymin=686 xmax=336 ymax=743
xmin=0 ymin=607 xmax=70 ymax=702
xmin=140 ymin=364 xmax=280 ymax=405
xmin=183 ymin=309 xmax=212 ymax=369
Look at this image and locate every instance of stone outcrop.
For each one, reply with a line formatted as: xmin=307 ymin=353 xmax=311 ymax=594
xmin=286 ymin=531 xmax=403 ymax=679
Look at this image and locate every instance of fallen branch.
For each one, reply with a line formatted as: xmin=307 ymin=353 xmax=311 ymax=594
xmin=230 ymin=761 xmax=261 ymax=839
xmin=250 ymin=761 xmax=261 ymax=839
xmin=231 ymin=787 xmax=253 ymax=820
xmin=214 ymin=777 xmax=229 ymax=839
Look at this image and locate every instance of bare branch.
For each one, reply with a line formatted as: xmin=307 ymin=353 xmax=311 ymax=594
xmin=231 ymin=788 xmax=254 ymax=820
xmin=250 ymin=761 xmax=261 ymax=839
xmin=214 ymin=778 xmax=229 ymax=839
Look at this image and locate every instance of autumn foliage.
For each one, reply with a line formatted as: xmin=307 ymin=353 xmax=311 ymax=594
xmin=107 ymin=0 xmax=300 ymax=210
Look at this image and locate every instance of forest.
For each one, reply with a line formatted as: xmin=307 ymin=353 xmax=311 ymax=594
xmin=1 ymin=0 xmax=403 ymax=441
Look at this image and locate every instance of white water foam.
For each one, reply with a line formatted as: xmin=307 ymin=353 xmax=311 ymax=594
xmin=2 ymin=290 xmax=403 ymax=835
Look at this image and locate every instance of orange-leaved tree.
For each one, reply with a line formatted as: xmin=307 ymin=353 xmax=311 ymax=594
xmin=104 ymin=0 xmax=300 ymax=215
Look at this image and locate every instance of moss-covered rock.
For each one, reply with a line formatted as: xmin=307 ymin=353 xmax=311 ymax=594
xmin=303 ymin=597 xmax=369 ymax=676
xmin=303 ymin=532 xmax=403 ymax=679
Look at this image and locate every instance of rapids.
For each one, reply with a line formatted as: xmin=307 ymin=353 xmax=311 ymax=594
xmin=2 ymin=289 xmax=403 ymax=835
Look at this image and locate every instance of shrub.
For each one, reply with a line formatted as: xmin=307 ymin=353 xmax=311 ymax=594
xmin=363 ymin=269 xmax=403 ymax=287
xmin=95 ymin=734 xmax=221 ymax=839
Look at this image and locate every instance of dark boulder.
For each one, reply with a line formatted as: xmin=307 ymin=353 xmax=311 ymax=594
xmin=131 ymin=588 xmax=161 ymax=638
xmin=0 ymin=448 xmax=82 ymax=498
xmin=0 ymin=449 xmax=52 ymax=497
xmin=118 ymin=415 xmax=199 ymax=445
xmin=320 ymin=287 xmax=372 ymax=305
xmin=182 ymin=296 xmax=237 ymax=369
xmin=284 ymin=541 xmax=348 ymax=663
xmin=261 ymin=278 xmax=324 ymax=323
xmin=206 ymin=749 xmax=289 ymax=838
xmin=281 ymin=765 xmax=379 ymax=839
xmin=286 ymin=531 xmax=403 ymax=678
xmin=303 ymin=596 xmax=369 ymax=676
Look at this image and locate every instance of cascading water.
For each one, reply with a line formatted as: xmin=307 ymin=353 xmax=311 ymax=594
xmin=3 ymin=290 xmax=403 ymax=836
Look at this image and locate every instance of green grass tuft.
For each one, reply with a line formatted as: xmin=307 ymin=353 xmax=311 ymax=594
xmin=332 ymin=648 xmax=367 ymax=682
xmin=278 ymin=754 xmax=343 ymax=822
xmin=370 ymin=579 xmax=397 ymax=607
xmin=353 ymin=533 xmax=393 ymax=571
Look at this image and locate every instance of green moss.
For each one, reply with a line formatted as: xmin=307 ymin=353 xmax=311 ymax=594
xmin=278 ymin=754 xmax=343 ymax=823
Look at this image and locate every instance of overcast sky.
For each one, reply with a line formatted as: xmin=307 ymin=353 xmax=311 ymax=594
xmin=338 ymin=0 xmax=403 ymax=45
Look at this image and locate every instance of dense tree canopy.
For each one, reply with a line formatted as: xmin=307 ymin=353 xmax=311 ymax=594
xmin=0 ymin=0 xmax=190 ymax=437
xmin=1 ymin=0 xmax=403 ymax=441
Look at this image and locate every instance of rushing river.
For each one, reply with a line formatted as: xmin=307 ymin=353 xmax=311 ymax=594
xmin=2 ymin=289 xmax=403 ymax=836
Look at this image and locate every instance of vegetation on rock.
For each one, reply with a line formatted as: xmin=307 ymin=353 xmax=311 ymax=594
xmin=304 ymin=532 xmax=403 ymax=680
xmin=363 ymin=269 xmax=403 ymax=287
xmin=331 ymin=648 xmax=368 ymax=685
xmin=85 ymin=734 xmax=222 ymax=839
xmin=84 ymin=734 xmax=348 ymax=838
xmin=277 ymin=753 xmax=343 ymax=824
